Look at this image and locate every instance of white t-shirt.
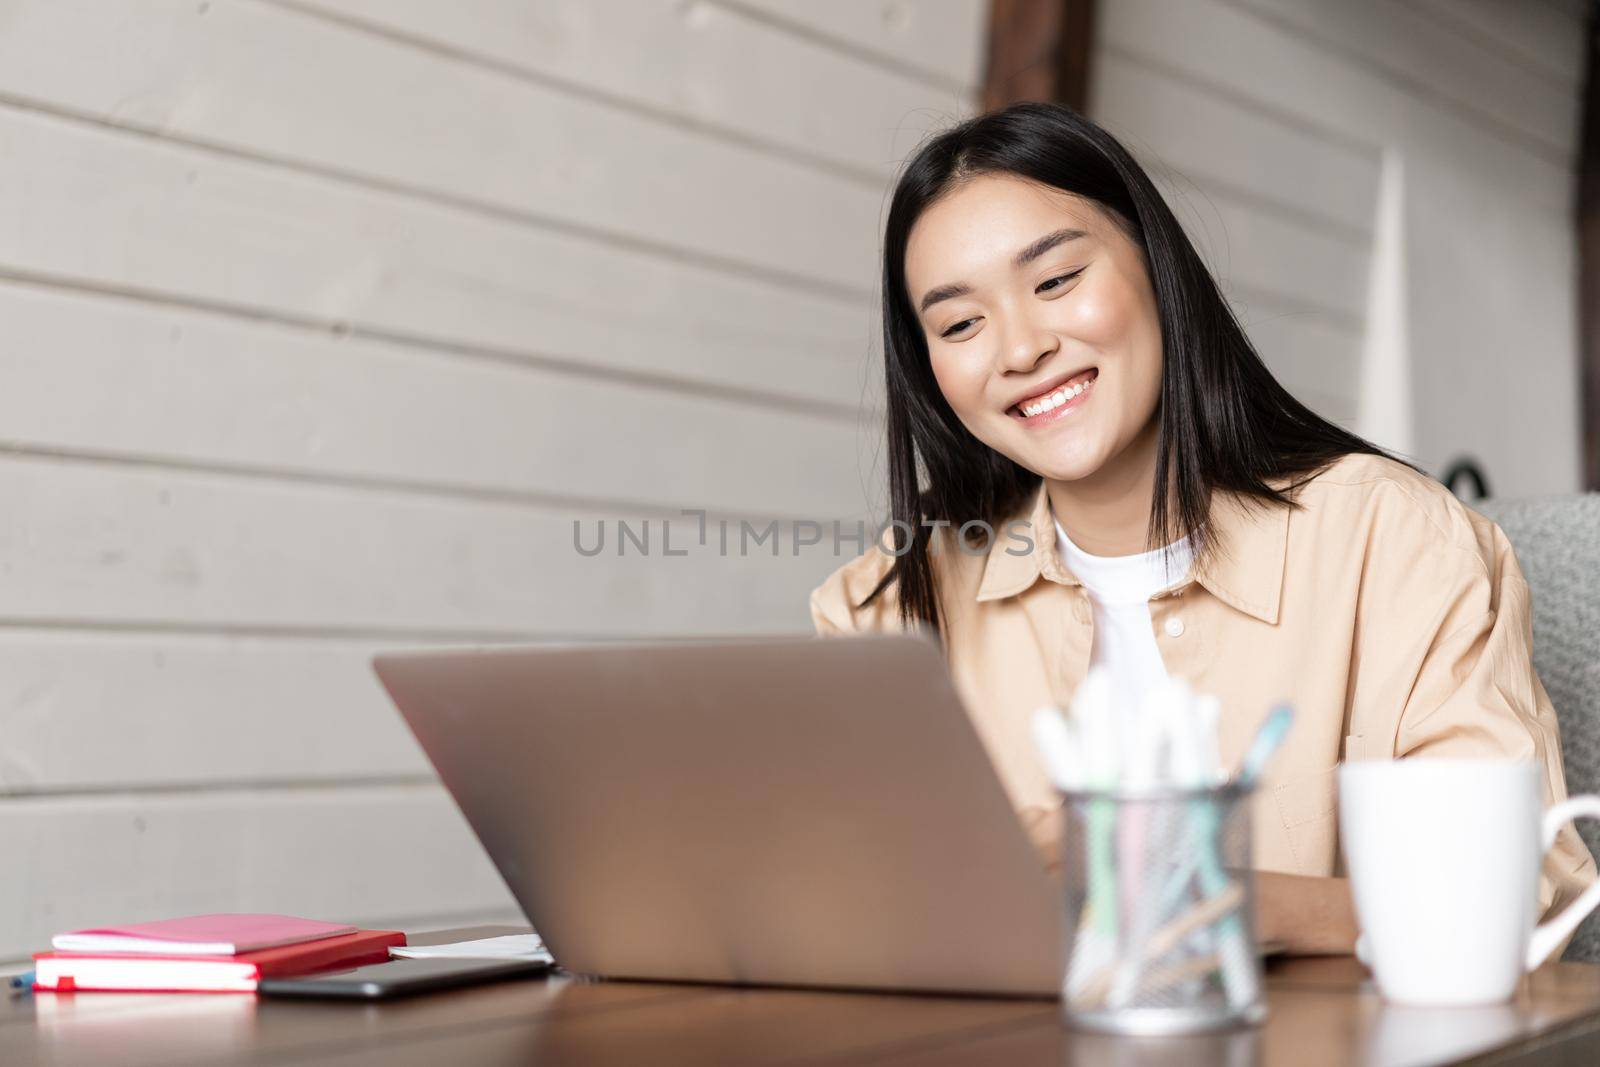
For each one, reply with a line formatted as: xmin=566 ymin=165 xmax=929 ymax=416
xmin=1053 ymin=515 xmax=1195 ymax=713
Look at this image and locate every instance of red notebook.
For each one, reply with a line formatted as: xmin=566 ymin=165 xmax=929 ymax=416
xmin=52 ymin=913 xmax=357 ymax=955
xmin=33 ymin=928 xmax=407 ymax=992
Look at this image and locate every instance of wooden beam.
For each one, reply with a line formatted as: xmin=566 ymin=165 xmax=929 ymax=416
xmin=982 ymin=0 xmax=1097 ymax=113
xmin=1581 ymin=0 xmax=1600 ymax=491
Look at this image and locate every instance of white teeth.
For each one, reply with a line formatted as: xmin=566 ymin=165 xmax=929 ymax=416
xmin=1018 ymin=376 xmax=1093 ymax=418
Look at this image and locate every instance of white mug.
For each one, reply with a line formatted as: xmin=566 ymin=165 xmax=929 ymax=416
xmin=1338 ymin=759 xmax=1600 ymax=1006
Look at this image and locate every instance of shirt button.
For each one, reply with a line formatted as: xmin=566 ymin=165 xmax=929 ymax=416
xmin=1164 ymin=616 xmax=1185 ymax=638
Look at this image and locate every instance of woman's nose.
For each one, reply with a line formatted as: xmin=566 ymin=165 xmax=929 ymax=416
xmin=996 ymin=316 xmax=1058 ymax=374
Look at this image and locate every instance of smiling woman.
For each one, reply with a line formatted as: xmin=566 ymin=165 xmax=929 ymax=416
xmin=810 ymin=102 xmax=1597 ymax=957
xmin=908 ymin=176 xmax=1163 ymax=501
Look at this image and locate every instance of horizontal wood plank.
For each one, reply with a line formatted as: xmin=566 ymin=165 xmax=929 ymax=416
xmin=1100 ymin=0 xmax=1572 ymax=216
xmin=0 ymin=632 xmax=435 ymax=793
xmin=0 ymin=784 xmax=517 ymax=961
xmin=1150 ymin=170 xmax=1368 ymax=323
xmin=286 ymin=0 xmax=965 ymax=180
xmin=0 ymin=454 xmax=858 ymax=635
xmin=1234 ymin=297 xmax=1361 ymax=418
xmin=1233 ymin=0 xmax=1576 ymax=159
xmin=1402 ymin=0 xmax=1585 ymax=89
xmin=0 ymin=282 xmax=880 ymax=519
xmin=731 ymin=0 xmax=990 ymax=92
xmin=1094 ymin=49 xmax=1381 ymax=237
xmin=0 ymin=106 xmax=873 ymax=411
xmin=0 ymin=0 xmax=881 ymax=291
xmin=1547 ymin=0 xmax=1589 ymax=24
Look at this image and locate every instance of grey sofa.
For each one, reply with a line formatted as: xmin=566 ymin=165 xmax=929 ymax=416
xmin=1469 ymin=493 xmax=1600 ymax=962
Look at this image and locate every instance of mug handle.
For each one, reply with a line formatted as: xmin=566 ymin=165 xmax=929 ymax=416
xmin=1526 ymin=795 xmax=1600 ymax=970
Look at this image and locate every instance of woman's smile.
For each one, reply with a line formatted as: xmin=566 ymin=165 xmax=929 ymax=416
xmin=1008 ymin=366 xmax=1098 ymax=425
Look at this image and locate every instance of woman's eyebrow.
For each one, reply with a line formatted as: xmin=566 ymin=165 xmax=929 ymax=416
xmin=918 ymin=282 xmax=973 ymax=314
xmin=917 ymin=227 xmax=1090 ymax=314
xmin=1014 ymin=227 xmax=1089 ymax=267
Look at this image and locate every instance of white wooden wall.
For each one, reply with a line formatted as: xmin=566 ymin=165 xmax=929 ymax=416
xmin=0 ymin=0 xmax=986 ymax=965
xmin=1091 ymin=0 xmax=1589 ymax=495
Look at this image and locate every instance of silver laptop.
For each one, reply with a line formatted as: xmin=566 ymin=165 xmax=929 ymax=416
xmin=372 ymin=633 xmax=1061 ymax=997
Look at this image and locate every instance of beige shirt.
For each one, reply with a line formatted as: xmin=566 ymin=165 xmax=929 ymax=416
xmin=809 ymin=452 xmax=1596 ymax=919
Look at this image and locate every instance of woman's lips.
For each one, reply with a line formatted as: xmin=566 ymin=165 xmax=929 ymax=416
xmin=1008 ymin=368 xmax=1098 ymax=427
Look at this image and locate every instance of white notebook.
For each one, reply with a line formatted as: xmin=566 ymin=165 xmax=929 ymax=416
xmin=389 ymin=933 xmax=553 ymax=963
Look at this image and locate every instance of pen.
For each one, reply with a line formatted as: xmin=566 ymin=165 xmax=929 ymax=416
xmin=1062 ymin=670 xmax=1121 ymax=999
xmin=1235 ymin=704 xmax=1294 ymax=786
xmin=1157 ymin=682 xmax=1256 ymax=1010
xmin=1108 ymin=682 xmax=1165 ymax=1007
xmin=1152 ymin=700 xmax=1296 ymax=902
xmin=1031 ymin=705 xmax=1082 ymax=792
xmin=1074 ymin=671 xmax=1120 ymax=942
xmin=8 ymin=971 xmax=34 ymax=996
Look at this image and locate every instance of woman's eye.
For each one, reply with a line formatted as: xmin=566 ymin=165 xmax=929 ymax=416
xmin=1037 ymin=268 xmax=1085 ymax=293
xmin=937 ymin=271 xmax=1082 ymax=338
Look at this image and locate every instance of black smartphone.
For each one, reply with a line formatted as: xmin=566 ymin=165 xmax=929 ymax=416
xmin=257 ymin=956 xmax=552 ymax=999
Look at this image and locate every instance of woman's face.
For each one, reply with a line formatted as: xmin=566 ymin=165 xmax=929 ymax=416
xmin=904 ymin=173 xmax=1164 ymax=484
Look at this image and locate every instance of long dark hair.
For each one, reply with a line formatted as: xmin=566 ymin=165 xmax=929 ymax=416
xmin=865 ymin=101 xmax=1419 ymax=636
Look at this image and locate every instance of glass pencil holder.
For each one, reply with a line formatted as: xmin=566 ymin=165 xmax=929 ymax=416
xmin=1056 ymin=780 xmax=1267 ymax=1035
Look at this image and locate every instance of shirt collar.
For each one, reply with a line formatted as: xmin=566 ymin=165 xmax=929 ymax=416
xmin=974 ymin=477 xmax=1291 ymax=624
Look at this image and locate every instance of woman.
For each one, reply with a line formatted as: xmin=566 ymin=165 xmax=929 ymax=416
xmin=809 ymin=102 xmax=1595 ymax=955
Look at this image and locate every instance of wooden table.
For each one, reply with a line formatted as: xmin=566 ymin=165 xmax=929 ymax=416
xmin=7 ymin=926 xmax=1600 ymax=1065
